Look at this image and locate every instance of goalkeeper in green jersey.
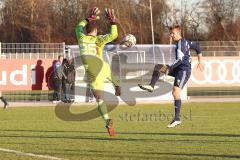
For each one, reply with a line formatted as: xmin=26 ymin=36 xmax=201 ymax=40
xmin=76 ymin=7 xmax=121 ymax=137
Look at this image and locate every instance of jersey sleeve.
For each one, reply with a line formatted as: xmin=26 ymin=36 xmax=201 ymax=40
xmin=189 ymin=41 xmax=201 ymax=54
xmin=97 ymin=25 xmax=118 ymax=46
xmin=75 ymin=19 xmax=88 ymax=40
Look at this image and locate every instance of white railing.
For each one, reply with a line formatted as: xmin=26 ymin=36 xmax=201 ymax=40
xmin=0 ymin=42 xmax=66 ymax=59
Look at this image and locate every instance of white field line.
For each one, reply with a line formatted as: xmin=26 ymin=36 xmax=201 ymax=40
xmin=0 ymin=147 xmax=67 ymax=160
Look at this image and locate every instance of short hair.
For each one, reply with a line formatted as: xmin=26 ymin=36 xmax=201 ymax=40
xmin=86 ymin=21 xmax=97 ymax=34
xmin=169 ymin=24 xmax=181 ymax=32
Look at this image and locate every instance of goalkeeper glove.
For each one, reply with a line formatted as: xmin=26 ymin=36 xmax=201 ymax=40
xmin=87 ymin=7 xmax=100 ymax=22
xmin=105 ymin=8 xmax=117 ymax=24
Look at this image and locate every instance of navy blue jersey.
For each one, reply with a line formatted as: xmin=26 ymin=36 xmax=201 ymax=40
xmin=171 ymin=38 xmax=201 ymax=71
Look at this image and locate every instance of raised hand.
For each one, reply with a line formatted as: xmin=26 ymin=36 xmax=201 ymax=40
xmin=87 ymin=7 xmax=100 ymax=22
xmin=105 ymin=8 xmax=117 ymax=24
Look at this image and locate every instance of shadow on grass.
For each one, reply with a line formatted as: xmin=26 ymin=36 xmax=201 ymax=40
xmin=1 ymin=129 xmax=240 ymax=138
xmin=0 ymin=131 xmax=240 ymax=145
xmin=87 ymin=151 xmax=240 ymax=159
xmin=35 ymin=149 xmax=240 ymax=159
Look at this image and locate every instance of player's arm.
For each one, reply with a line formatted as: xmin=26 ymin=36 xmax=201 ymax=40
xmin=97 ymin=8 xmax=118 ymax=46
xmin=197 ymin=53 xmax=204 ymax=71
xmin=75 ymin=19 xmax=88 ymax=40
xmin=97 ymin=25 xmax=118 ymax=46
xmin=190 ymin=42 xmax=204 ymax=71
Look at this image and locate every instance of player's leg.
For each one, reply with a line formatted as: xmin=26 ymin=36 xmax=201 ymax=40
xmin=107 ymin=73 xmax=121 ymax=96
xmin=93 ymin=89 xmax=109 ymax=121
xmin=85 ymin=74 xmax=94 ymax=102
xmin=0 ymin=91 xmax=9 ymax=109
xmin=109 ymin=77 xmax=121 ymax=96
xmin=92 ymin=80 xmax=115 ymax=136
xmin=103 ymin=63 xmax=121 ymax=96
xmin=167 ymin=70 xmax=190 ymax=128
xmin=138 ymin=64 xmax=166 ymax=92
xmin=167 ymin=86 xmax=182 ymax=128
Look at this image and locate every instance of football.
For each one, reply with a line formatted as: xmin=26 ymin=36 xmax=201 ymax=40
xmin=122 ymin=34 xmax=136 ymax=47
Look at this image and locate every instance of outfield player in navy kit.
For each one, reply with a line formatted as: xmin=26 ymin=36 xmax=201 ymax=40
xmin=139 ymin=25 xmax=204 ymax=128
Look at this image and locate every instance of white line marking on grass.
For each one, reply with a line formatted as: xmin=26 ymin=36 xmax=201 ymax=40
xmin=0 ymin=147 xmax=67 ymax=160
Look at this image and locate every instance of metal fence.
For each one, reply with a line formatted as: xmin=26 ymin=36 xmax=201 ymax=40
xmin=1 ymin=41 xmax=240 ymax=59
xmin=198 ymin=41 xmax=240 ymax=46
xmin=196 ymin=41 xmax=240 ymax=56
xmin=0 ymin=43 xmax=66 ymax=59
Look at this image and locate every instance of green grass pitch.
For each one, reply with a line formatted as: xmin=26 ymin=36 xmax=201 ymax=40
xmin=0 ymin=102 xmax=239 ymax=160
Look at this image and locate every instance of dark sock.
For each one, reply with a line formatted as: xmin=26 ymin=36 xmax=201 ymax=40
xmin=174 ymin=100 xmax=181 ymax=121
xmin=150 ymin=70 xmax=160 ymax=88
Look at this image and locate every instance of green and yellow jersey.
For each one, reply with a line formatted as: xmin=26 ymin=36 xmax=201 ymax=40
xmin=75 ymin=19 xmax=119 ymax=90
xmin=76 ymin=19 xmax=118 ymax=58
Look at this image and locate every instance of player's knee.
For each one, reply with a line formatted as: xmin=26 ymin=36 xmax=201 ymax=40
xmin=172 ymin=88 xmax=180 ymax=99
xmin=172 ymin=90 xmax=176 ymax=97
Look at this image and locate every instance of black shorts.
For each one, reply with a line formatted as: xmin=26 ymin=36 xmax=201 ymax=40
xmin=168 ymin=70 xmax=191 ymax=89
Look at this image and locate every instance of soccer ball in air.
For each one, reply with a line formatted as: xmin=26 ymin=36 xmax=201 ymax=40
xmin=121 ymin=34 xmax=136 ymax=47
